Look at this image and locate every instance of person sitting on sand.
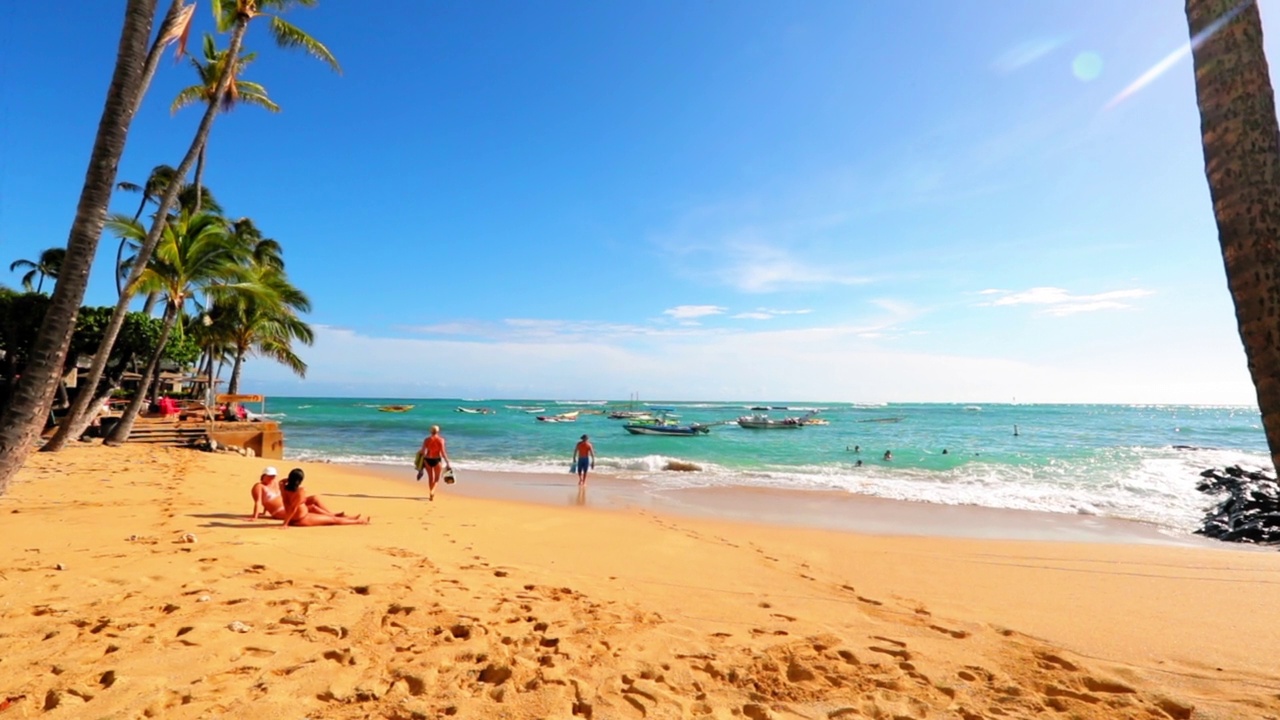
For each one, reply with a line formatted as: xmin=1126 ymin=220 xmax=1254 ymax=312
xmin=279 ymin=469 xmax=370 ymax=528
xmin=250 ymin=466 xmax=353 ymax=520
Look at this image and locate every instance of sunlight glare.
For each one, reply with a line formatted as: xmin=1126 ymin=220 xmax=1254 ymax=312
xmin=1105 ymin=0 xmax=1253 ymax=110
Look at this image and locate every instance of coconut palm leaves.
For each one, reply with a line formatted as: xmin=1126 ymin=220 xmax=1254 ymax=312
xmin=173 ymin=34 xmax=279 ymax=114
xmin=9 ymin=248 xmax=66 ymax=294
xmin=213 ymin=0 xmax=341 ymax=74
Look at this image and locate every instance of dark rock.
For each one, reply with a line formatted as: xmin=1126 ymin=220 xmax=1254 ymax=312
xmin=1195 ymin=465 xmax=1280 ymax=548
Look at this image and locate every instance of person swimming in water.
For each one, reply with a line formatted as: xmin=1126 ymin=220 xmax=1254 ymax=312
xmin=883 ymin=450 xmax=893 ymax=461
xmin=279 ymin=469 xmax=370 ymax=528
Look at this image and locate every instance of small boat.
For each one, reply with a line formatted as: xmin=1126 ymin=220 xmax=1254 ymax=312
xmin=804 ymin=418 xmax=830 ymax=425
xmin=625 ymin=423 xmax=710 ymax=436
xmin=609 ymin=410 xmax=652 ymax=419
xmin=378 ymin=405 xmax=414 ymax=413
xmin=964 ymin=406 xmax=982 ymax=411
xmin=536 ymin=411 xmax=580 ymax=423
xmin=736 ymin=413 xmax=807 ymax=429
xmin=749 ymin=406 xmax=770 ymax=411
xmin=456 ymin=406 xmax=495 ymax=414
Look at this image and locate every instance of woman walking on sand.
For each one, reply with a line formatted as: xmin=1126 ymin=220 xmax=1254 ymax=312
xmin=417 ymin=425 xmax=452 ymax=501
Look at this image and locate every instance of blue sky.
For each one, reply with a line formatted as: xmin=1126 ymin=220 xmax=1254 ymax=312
xmin=0 ymin=1 xmax=1273 ymax=403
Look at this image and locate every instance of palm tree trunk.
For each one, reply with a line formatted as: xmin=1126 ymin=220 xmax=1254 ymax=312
xmin=54 ymin=357 xmax=132 ymax=446
xmin=43 ymin=18 xmax=251 ymax=455
xmin=228 ymin=347 xmax=246 ymax=396
xmin=0 ymin=0 xmax=158 ymax=493
xmin=1186 ymin=0 xmax=1280 ymax=472
xmin=105 ymin=303 xmax=178 ymax=446
xmin=193 ymin=144 xmax=206 ymax=214
xmin=115 ymin=0 xmax=184 ymax=304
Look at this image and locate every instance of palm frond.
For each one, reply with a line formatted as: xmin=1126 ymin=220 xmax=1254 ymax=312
xmin=267 ymin=16 xmax=341 ymax=73
xmin=170 ymin=85 xmax=206 ymax=114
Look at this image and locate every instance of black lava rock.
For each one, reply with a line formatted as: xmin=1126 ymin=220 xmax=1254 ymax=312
xmin=1195 ymin=465 xmax=1280 ymax=546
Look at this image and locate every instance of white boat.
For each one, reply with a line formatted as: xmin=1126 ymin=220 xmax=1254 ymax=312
xmin=736 ymin=413 xmax=807 ymax=429
xmin=456 ymin=406 xmax=495 ymax=414
xmin=536 ymin=411 xmax=579 ymax=423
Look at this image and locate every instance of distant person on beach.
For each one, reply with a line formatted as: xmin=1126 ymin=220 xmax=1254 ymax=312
xmin=279 ymin=469 xmax=370 ymax=527
xmin=942 ymin=448 xmax=949 ymax=455
xmin=573 ymin=434 xmax=596 ymax=486
xmin=417 ymin=425 xmax=452 ymax=501
xmin=251 ymin=466 xmax=353 ymax=521
xmin=883 ymin=450 xmax=893 ymax=461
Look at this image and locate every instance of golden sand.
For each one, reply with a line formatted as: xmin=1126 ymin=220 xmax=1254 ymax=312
xmin=1 ymin=443 xmax=1278 ymax=719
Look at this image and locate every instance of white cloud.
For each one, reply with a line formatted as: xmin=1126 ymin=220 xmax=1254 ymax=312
xmin=243 ymin=322 xmax=1256 ymax=405
xmin=663 ymin=305 xmax=726 ymax=320
xmin=731 ymin=307 xmax=814 ymax=320
xmin=713 ymin=242 xmax=870 ymax=293
xmin=980 ymin=286 xmax=1153 ymax=316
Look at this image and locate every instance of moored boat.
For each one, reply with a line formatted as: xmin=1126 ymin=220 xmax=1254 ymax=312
xmin=456 ymin=406 xmax=495 ymax=414
xmin=624 ymin=423 xmax=710 ymax=436
xmin=378 ymin=405 xmax=414 ymax=413
xmin=536 ymin=411 xmax=580 ymax=423
xmin=736 ymin=413 xmax=807 ymax=429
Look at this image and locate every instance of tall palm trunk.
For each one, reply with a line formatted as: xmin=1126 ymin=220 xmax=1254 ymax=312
xmin=1186 ymin=0 xmax=1280 ymax=472
xmin=105 ymin=303 xmax=179 ymax=446
xmin=0 ymin=0 xmax=158 ymax=494
xmin=227 ymin=346 xmax=246 ymax=395
xmin=45 ymin=19 xmax=251 ymax=454
xmin=193 ymin=144 xmax=207 ymax=214
xmin=116 ymin=0 xmax=186 ymax=302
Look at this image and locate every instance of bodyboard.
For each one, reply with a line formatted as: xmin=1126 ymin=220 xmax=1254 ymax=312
xmin=414 ymin=450 xmax=425 ymax=471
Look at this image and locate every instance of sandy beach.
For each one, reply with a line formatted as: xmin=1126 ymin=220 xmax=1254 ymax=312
xmin=1 ymin=444 xmax=1278 ymax=720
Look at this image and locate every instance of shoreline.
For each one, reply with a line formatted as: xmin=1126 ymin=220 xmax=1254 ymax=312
xmin=346 ymin=461 xmax=1225 ymax=547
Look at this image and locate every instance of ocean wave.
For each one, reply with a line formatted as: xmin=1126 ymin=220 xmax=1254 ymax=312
xmin=281 ymin=433 xmax=1270 ymax=532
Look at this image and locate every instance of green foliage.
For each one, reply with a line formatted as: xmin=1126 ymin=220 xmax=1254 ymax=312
xmin=0 ymin=293 xmax=52 ymax=370
xmin=0 ymin=302 xmax=198 ymax=382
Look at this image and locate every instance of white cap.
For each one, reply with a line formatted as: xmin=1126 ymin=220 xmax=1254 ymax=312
xmin=263 ymin=466 xmax=278 ymax=476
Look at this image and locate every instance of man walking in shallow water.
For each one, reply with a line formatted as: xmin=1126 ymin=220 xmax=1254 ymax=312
xmin=418 ymin=425 xmax=451 ymax=501
xmin=573 ymin=434 xmax=595 ymax=486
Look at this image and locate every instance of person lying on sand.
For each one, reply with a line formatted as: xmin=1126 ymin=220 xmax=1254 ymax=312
xmin=250 ymin=466 xmax=359 ymax=522
xmin=279 ymin=468 xmax=370 ymax=528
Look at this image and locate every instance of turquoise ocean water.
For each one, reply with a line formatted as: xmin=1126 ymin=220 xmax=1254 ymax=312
xmin=259 ymin=398 xmax=1270 ymax=533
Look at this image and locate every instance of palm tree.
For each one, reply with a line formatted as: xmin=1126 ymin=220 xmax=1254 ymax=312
xmin=9 ymin=248 xmax=67 ymax=294
xmin=0 ymin=0 xmax=159 ymax=493
xmin=104 ymin=210 xmax=248 ymax=445
xmin=221 ymin=251 xmax=312 ymax=394
xmin=1186 ymin=0 xmax=1280 ymax=472
xmin=174 ymin=33 xmax=280 ymax=213
xmin=114 ymin=164 xmax=179 ymax=298
xmin=44 ymin=0 xmax=339 ymax=455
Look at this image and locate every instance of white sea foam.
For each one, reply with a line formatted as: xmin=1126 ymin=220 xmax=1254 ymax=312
xmin=285 ymin=442 xmax=1269 ymax=532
